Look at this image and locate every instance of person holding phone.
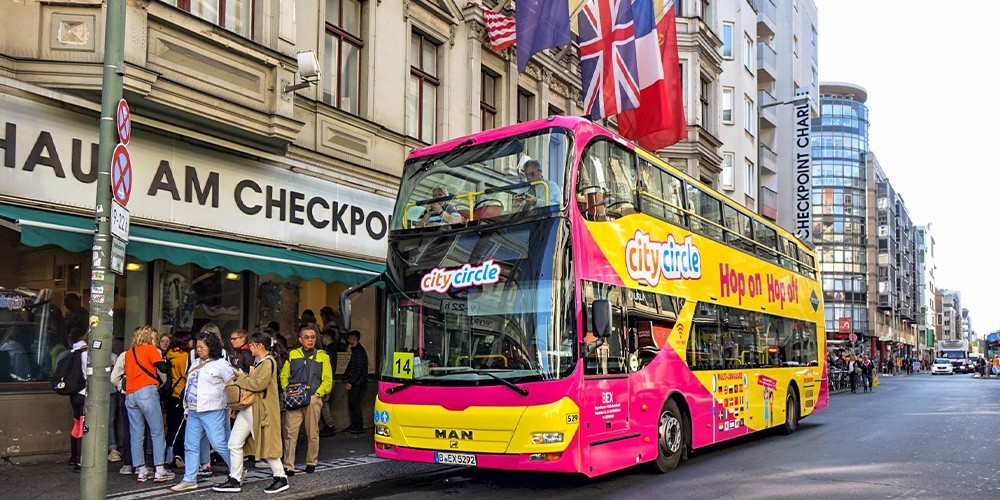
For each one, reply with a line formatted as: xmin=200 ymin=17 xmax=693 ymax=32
xmin=515 ymin=160 xmax=561 ymax=210
xmin=416 ymin=186 xmax=464 ymax=227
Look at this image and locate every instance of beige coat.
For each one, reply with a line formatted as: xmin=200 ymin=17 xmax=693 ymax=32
xmin=234 ymin=355 xmax=282 ymax=459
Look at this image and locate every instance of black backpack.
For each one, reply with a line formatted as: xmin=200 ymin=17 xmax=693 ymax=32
xmin=51 ymin=350 xmax=86 ymax=395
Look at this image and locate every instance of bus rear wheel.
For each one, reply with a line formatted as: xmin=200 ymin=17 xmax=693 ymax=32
xmin=654 ymin=399 xmax=685 ymax=473
xmin=782 ymin=390 xmax=799 ymax=435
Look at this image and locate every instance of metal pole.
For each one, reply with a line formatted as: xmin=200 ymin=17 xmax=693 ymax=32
xmin=80 ymin=0 xmax=125 ymax=497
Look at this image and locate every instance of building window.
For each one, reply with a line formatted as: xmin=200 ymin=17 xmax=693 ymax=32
xmin=322 ymin=0 xmax=363 ymax=114
xmin=675 ymin=0 xmax=683 ymax=16
xmin=481 ymin=70 xmax=498 ymax=131
xmin=793 ymin=35 xmax=799 ymax=58
xmin=518 ymin=88 xmax=534 ymax=123
xmin=722 ymin=87 xmax=733 ymax=124
xmin=743 ymin=96 xmax=754 ymax=134
xmin=548 ymin=104 xmax=564 ymax=117
xmin=744 ymin=159 xmax=755 ymax=197
xmin=721 ymin=22 xmax=734 ymax=59
xmin=407 ymin=32 xmax=439 ymax=143
xmin=700 ymin=78 xmax=710 ymax=129
xmin=744 ymin=35 xmax=754 ymax=71
xmin=162 ymin=0 xmax=254 ymax=38
xmin=721 ymin=152 xmax=734 ymax=190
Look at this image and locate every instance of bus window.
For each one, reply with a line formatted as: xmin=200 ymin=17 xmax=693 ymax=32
xmin=685 ymin=184 xmax=723 ymax=241
xmin=582 ymin=281 xmax=626 ymax=375
xmin=779 ymin=237 xmax=800 ymax=273
xmin=689 ymin=303 xmax=724 ymax=370
xmin=722 ymin=204 xmax=755 ymax=254
xmin=638 ymin=160 xmax=686 ymax=226
xmin=577 ymin=140 xmax=638 ymax=221
xmin=752 ymin=220 xmax=779 ymax=264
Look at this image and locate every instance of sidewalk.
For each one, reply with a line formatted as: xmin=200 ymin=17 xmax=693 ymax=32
xmin=0 ymin=429 xmax=454 ymax=500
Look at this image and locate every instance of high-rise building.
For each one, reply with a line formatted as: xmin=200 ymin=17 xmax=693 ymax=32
xmin=916 ymin=223 xmax=937 ymax=361
xmin=936 ymin=290 xmax=963 ymax=342
xmin=811 ymin=82 xmax=869 ymax=351
xmin=873 ymin=162 xmax=919 ymax=359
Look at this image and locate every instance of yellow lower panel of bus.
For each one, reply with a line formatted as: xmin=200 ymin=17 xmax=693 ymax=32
xmin=374 ymin=397 xmax=580 ymax=454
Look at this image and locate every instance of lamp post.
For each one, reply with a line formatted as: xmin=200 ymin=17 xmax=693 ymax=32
xmin=755 ymin=94 xmax=810 ymax=217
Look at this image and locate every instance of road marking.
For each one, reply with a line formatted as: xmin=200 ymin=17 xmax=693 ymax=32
xmin=106 ymin=455 xmax=386 ymax=499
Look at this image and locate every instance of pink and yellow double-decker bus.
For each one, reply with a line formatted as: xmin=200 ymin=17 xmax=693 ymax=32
xmin=340 ymin=116 xmax=828 ymax=477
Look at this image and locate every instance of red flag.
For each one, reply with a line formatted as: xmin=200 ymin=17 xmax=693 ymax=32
xmin=617 ymin=8 xmax=687 ymax=151
xmin=482 ymin=6 xmax=516 ymax=51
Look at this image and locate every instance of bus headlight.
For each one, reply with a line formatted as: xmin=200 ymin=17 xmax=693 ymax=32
xmin=375 ymin=424 xmax=391 ymax=437
xmin=531 ymin=432 xmax=563 ymax=445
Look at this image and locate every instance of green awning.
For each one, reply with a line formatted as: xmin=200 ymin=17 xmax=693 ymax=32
xmin=0 ymin=203 xmax=383 ymax=285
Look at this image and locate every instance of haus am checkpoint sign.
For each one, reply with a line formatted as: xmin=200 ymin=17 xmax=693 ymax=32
xmin=111 ymin=143 xmax=132 ymax=207
xmin=117 ymin=99 xmax=131 ymax=145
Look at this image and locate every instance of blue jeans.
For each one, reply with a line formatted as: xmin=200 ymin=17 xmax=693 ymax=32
xmin=183 ymin=409 xmax=231 ymax=482
xmin=125 ymin=385 xmax=166 ymax=467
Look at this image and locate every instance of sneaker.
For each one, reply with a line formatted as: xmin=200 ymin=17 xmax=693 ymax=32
xmin=264 ymin=477 xmax=289 ymax=494
xmin=136 ymin=468 xmax=153 ymax=483
xmin=212 ymin=477 xmax=242 ymax=493
xmin=169 ymin=481 xmax=198 ymax=492
xmin=108 ymin=449 xmax=122 ymax=462
xmin=153 ymin=470 xmax=176 ymax=483
xmin=119 ymin=464 xmax=134 ymax=475
xmin=283 ymin=468 xmax=296 ymax=477
xmin=197 ymin=464 xmax=213 ymax=477
xmin=304 ymin=465 xmax=315 ymax=474
xmin=73 ymin=463 xmax=81 ymax=473
xmin=319 ymin=426 xmax=336 ymax=437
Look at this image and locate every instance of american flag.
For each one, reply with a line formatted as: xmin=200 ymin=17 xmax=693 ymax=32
xmin=578 ymin=0 xmax=640 ymax=120
xmin=482 ymin=5 xmax=516 ymax=51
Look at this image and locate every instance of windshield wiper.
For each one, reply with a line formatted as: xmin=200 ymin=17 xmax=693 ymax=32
xmin=385 ymin=379 xmax=417 ymax=395
xmin=439 ymin=367 xmax=529 ymax=396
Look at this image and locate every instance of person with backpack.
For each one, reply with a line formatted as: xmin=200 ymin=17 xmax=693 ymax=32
xmin=164 ymin=331 xmax=193 ymax=469
xmin=860 ymin=355 xmax=876 ymax=392
xmin=123 ymin=326 xmax=174 ymax=483
xmin=55 ymin=327 xmax=88 ymax=472
xmin=280 ymin=325 xmax=332 ymax=475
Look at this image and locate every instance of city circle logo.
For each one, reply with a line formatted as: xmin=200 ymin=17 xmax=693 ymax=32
xmin=420 ymin=260 xmax=502 ymax=294
xmin=625 ymin=230 xmax=702 ymax=287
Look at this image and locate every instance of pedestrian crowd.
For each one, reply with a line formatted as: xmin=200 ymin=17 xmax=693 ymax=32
xmin=52 ymin=305 xmax=370 ymax=495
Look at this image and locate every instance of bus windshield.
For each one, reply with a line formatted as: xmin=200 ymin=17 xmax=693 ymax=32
xmin=383 ymin=217 xmax=575 ymax=385
xmin=392 ymin=128 xmax=572 ymax=230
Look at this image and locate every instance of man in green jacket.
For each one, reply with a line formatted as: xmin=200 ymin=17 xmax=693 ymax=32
xmin=280 ymin=325 xmax=332 ymax=475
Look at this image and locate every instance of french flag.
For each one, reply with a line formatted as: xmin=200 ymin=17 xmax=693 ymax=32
xmin=617 ymin=0 xmax=687 ymax=150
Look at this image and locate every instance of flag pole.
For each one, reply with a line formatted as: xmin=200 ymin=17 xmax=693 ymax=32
xmin=549 ymin=0 xmax=588 ymax=59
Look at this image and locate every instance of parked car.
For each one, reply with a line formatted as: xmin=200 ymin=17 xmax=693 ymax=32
xmin=931 ymin=358 xmax=954 ymax=375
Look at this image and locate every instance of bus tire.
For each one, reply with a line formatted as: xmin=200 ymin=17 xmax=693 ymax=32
xmin=782 ymin=389 xmax=799 ymax=435
xmin=654 ymin=399 xmax=685 ymax=473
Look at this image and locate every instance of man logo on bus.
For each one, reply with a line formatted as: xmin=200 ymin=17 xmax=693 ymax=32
xmin=625 ymin=230 xmax=702 ymax=287
xmin=420 ymin=260 xmax=502 ymax=294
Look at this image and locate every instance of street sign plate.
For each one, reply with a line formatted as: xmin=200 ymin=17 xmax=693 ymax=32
xmin=117 ymin=99 xmax=132 ymax=145
xmin=110 ymin=237 xmax=126 ymax=275
xmin=111 ymin=201 xmax=130 ymax=242
xmin=849 ymin=333 xmax=858 ymax=343
xmin=111 ymin=143 xmax=132 ymax=206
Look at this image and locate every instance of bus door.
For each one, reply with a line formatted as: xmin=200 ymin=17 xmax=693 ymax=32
xmin=581 ymin=283 xmax=635 ymax=474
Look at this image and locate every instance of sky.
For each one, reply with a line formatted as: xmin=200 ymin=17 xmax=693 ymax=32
xmin=814 ymin=0 xmax=998 ymax=336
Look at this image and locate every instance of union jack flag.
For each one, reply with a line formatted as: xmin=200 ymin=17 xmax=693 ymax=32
xmin=578 ymin=0 xmax=640 ymax=120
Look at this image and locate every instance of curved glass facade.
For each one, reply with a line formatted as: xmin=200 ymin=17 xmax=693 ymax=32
xmin=812 ymin=94 xmax=869 ymax=340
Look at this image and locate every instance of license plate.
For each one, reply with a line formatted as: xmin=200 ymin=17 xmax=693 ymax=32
xmin=434 ymin=452 xmax=477 ymax=466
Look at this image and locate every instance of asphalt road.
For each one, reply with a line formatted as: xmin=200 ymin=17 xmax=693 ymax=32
xmin=333 ymin=374 xmax=1000 ymax=499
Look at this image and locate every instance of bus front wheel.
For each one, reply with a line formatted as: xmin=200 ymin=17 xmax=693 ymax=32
xmin=782 ymin=390 xmax=799 ymax=435
xmin=654 ymin=399 xmax=685 ymax=473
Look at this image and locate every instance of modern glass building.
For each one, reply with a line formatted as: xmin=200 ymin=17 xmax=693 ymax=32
xmin=811 ymin=82 xmax=870 ymax=350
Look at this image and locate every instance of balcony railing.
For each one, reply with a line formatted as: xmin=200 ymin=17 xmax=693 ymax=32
xmin=751 ymin=0 xmax=777 ymax=36
xmin=757 ymin=41 xmax=777 ymax=82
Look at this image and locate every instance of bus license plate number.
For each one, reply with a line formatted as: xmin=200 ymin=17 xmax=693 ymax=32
xmin=435 ymin=452 xmax=476 ymax=466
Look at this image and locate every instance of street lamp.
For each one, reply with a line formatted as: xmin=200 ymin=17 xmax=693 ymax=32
xmin=755 ymin=93 xmax=811 ymax=216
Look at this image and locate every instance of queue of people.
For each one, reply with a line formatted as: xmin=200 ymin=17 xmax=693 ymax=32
xmin=59 ymin=311 xmax=368 ymax=495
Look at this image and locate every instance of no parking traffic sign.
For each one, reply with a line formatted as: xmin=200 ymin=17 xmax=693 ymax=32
xmin=111 ymin=143 xmax=132 ymax=207
xmin=117 ymin=99 xmax=131 ymax=145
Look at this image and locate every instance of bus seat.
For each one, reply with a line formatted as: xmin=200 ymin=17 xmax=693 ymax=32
xmin=473 ymin=199 xmax=503 ymax=220
xmin=457 ymin=209 xmax=470 ymax=221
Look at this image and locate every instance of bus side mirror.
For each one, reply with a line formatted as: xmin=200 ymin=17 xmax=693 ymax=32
xmin=338 ymin=293 xmax=352 ymax=333
xmin=592 ymin=299 xmax=612 ymax=339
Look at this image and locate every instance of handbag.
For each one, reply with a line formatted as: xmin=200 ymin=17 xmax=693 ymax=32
xmin=282 ymin=351 xmax=317 ymax=410
xmin=226 ymin=358 xmax=275 ymax=411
